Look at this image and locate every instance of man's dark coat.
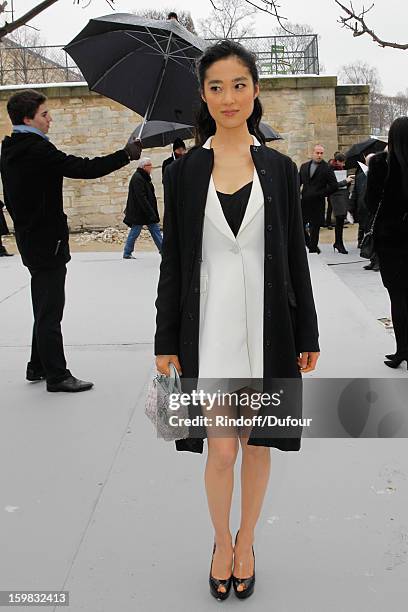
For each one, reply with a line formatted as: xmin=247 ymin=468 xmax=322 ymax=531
xmin=123 ymin=167 xmax=159 ymax=226
xmin=299 ymin=159 xmax=338 ymax=226
xmin=0 ymin=132 xmax=129 ymax=269
xmin=154 ymin=143 xmax=320 ymax=454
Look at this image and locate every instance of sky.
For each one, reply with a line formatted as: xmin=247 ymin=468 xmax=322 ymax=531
xmin=6 ymin=0 xmax=408 ymax=96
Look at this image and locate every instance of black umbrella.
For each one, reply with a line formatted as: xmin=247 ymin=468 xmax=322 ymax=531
xmin=129 ymin=120 xmax=194 ymax=148
xmin=260 ymin=123 xmax=283 ymax=142
xmin=345 ymin=137 xmax=387 ymax=169
xmin=64 ymin=14 xmax=205 ymax=132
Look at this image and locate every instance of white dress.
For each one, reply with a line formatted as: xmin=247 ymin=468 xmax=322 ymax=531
xmin=197 ymin=135 xmax=265 ymax=390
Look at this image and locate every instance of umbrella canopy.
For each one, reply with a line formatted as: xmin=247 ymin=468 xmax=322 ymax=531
xmin=129 ymin=120 xmax=194 ymax=148
xmin=260 ymin=123 xmax=283 ymax=142
xmin=64 ymin=14 xmax=206 ymax=127
xmin=129 ymin=121 xmax=283 ymax=148
xmin=345 ymin=137 xmax=387 ymax=169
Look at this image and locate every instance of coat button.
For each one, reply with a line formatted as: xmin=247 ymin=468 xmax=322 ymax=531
xmin=266 ymin=309 xmax=272 ymax=318
xmin=267 ymin=196 xmax=272 ymax=202
xmin=267 ymin=281 xmax=272 ymax=288
xmin=260 ymin=169 xmax=266 ymax=175
xmin=267 ymin=225 xmax=272 ymax=231
xmin=265 ymin=340 xmax=271 ymax=347
xmin=183 ymin=340 xmax=188 ymax=346
xmin=194 ymin=287 xmax=199 ymax=293
xmin=187 ymin=312 xmax=193 ymax=320
xmin=266 ymin=253 xmax=273 ymax=260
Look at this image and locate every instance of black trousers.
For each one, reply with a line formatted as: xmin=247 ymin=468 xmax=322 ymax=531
xmin=28 ymin=264 xmax=71 ymax=384
xmin=304 ymin=223 xmax=320 ymax=251
xmin=387 ymin=286 xmax=408 ymax=355
xmin=325 ymin=200 xmax=333 ymax=226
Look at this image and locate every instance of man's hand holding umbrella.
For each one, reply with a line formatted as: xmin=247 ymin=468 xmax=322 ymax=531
xmin=124 ymin=136 xmax=143 ymax=161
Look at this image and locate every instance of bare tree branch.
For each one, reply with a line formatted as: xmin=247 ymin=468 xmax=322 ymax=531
xmin=335 ymin=0 xmax=408 ymax=50
xmin=0 ymin=0 xmax=115 ymax=41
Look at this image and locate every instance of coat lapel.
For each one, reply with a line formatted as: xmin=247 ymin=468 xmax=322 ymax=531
xmin=237 ymin=166 xmax=263 ymax=236
xmin=202 ymin=135 xmax=264 ymax=242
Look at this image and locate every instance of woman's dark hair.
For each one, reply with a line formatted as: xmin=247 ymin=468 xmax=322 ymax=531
xmin=6 ymin=89 xmax=47 ymax=125
xmin=334 ymin=152 xmax=346 ymax=163
xmin=194 ymin=40 xmax=265 ymax=146
xmin=387 ymin=116 xmax=408 ymax=200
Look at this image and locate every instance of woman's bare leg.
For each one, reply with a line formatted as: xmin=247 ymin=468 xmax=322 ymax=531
xmin=205 ymin=436 xmax=238 ymax=592
xmin=234 ymin=434 xmax=271 ymax=591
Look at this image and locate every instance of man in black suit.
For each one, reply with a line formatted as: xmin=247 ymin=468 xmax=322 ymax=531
xmin=299 ymin=144 xmax=338 ymax=253
xmin=0 ymin=89 xmax=142 ymax=392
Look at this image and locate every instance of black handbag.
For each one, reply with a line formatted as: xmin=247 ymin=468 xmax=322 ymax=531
xmin=360 ymin=199 xmax=382 ymax=260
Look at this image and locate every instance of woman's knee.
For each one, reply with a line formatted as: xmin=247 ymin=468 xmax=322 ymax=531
xmin=208 ymin=439 xmax=238 ymax=470
xmin=240 ymin=439 xmax=270 ymax=460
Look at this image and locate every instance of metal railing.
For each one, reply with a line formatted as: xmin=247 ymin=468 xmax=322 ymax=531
xmin=205 ymin=35 xmax=320 ymax=76
xmin=0 ymin=44 xmax=83 ymax=86
xmin=0 ymin=34 xmax=319 ymax=86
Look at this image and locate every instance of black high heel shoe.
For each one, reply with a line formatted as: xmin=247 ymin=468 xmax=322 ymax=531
xmin=209 ymin=542 xmax=232 ymax=601
xmin=333 ymin=243 xmax=348 ymax=254
xmin=384 ymin=353 xmax=408 ymax=369
xmin=232 ymin=531 xmax=255 ymax=599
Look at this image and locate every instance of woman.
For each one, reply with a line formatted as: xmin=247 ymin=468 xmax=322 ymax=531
xmin=366 ymin=117 xmax=408 ymax=369
xmin=154 ymin=40 xmax=320 ymax=600
xmin=328 ymin=153 xmax=354 ymax=254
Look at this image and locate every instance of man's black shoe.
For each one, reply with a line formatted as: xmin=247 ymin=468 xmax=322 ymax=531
xmin=47 ymin=375 xmax=94 ymax=393
xmin=309 ymin=247 xmax=321 ymax=254
xmin=363 ymin=263 xmax=374 ymax=270
xmin=26 ymin=366 xmax=46 ymax=381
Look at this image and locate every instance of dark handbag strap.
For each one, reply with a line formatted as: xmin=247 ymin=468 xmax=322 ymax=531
xmin=366 ymin=197 xmax=383 ymax=236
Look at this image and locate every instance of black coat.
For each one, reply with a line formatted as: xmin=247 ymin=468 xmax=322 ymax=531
xmin=0 ymin=201 xmax=9 ymax=236
xmin=299 ymin=160 xmax=338 ymax=226
xmin=349 ymin=171 xmax=369 ymax=229
xmin=0 ymin=133 xmax=129 ymax=269
xmin=123 ymin=167 xmax=159 ymax=226
xmin=155 ymin=143 xmax=320 ymax=454
xmin=161 ymin=155 xmax=175 ymax=181
xmin=366 ymin=151 xmax=408 ymax=288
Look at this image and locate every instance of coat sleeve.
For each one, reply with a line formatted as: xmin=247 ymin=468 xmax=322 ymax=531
xmin=30 ymin=139 xmax=130 ymax=179
xmin=324 ymin=166 xmax=339 ymax=197
xmin=287 ymin=160 xmax=320 ymax=353
xmin=154 ymin=165 xmax=182 ymax=356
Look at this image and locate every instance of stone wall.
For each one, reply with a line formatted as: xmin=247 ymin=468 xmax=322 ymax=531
xmin=0 ymin=77 xmax=369 ymax=231
xmin=335 ymin=84 xmax=370 ymax=151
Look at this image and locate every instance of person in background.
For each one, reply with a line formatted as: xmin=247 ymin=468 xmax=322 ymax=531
xmin=161 ymin=138 xmax=187 ymax=181
xmin=328 ymin=152 xmax=354 ymax=254
xmin=123 ymin=158 xmax=162 ymax=258
xmin=350 ymin=152 xmax=379 ymax=270
xmin=0 ymin=89 xmax=142 ymax=392
xmin=0 ymin=199 xmax=13 ymax=256
xmin=326 ymin=150 xmax=341 ymax=228
xmin=299 ymin=144 xmax=338 ymax=253
xmin=366 ymin=117 xmax=408 ymax=369
xmin=167 ymin=11 xmax=179 ymax=21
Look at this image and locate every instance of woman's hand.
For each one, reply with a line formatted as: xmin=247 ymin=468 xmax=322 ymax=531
xmin=297 ymin=352 xmax=320 ymax=373
xmin=155 ymin=354 xmax=182 ymax=376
